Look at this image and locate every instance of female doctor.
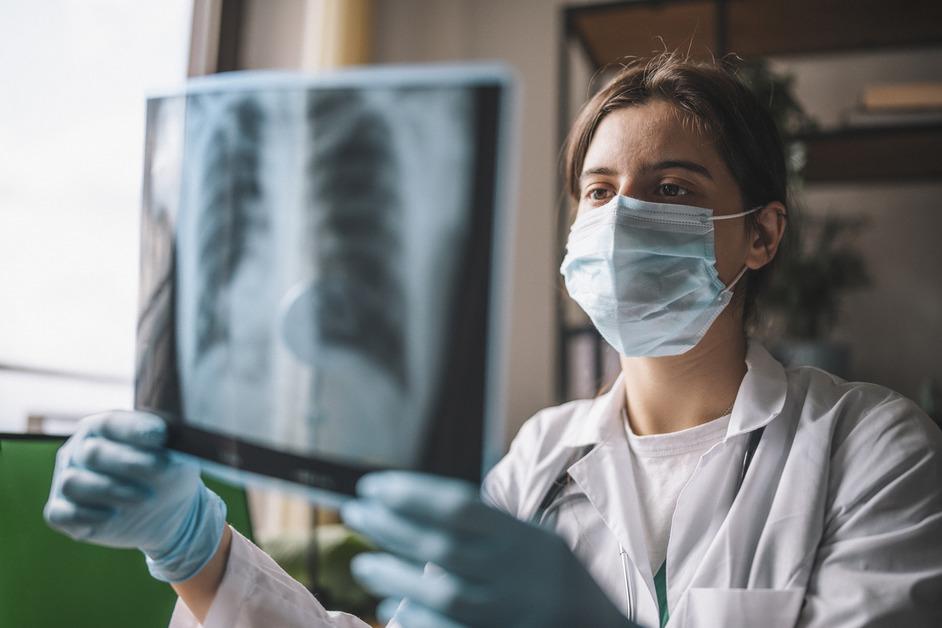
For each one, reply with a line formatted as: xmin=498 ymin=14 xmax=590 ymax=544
xmin=45 ymin=53 xmax=942 ymax=628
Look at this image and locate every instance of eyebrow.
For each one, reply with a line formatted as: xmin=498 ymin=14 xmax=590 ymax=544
xmin=579 ymin=160 xmax=714 ymax=185
xmin=579 ymin=167 xmax=619 ymax=181
xmin=649 ymin=160 xmax=714 ymax=181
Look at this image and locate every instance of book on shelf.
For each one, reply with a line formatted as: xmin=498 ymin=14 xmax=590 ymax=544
xmin=860 ymin=82 xmax=942 ymax=112
xmin=840 ymin=108 xmax=942 ymax=129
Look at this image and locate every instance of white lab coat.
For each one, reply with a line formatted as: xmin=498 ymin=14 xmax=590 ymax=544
xmin=170 ymin=342 xmax=942 ymax=628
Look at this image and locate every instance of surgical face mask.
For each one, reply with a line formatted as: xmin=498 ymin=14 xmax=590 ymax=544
xmin=560 ymin=195 xmax=760 ymax=357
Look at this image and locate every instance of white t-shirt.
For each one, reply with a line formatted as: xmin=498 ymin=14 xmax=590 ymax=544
xmin=623 ymin=410 xmax=730 ymax=573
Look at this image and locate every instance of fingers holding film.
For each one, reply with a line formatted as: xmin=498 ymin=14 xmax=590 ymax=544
xmin=83 ymin=411 xmax=167 ymax=450
xmin=342 ymin=500 xmax=432 ymax=555
xmin=351 ymin=552 xmax=486 ymax=623
xmin=341 ymin=500 xmax=492 ymax=578
xmin=355 ymin=471 xmax=503 ymax=532
xmin=351 ymin=552 xmax=427 ymax=602
xmin=379 ymin=598 xmax=471 ymax=628
xmin=58 ymin=466 xmax=151 ymax=507
xmin=43 ymin=496 xmax=112 ymax=532
xmin=71 ymin=436 xmax=167 ymax=481
xmin=376 ymin=598 xmax=404 ymax=625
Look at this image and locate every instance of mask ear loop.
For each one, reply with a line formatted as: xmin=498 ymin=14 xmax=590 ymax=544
xmin=725 ymin=265 xmax=750 ymax=291
xmin=711 ymin=205 xmax=765 ymax=290
xmin=710 ymin=205 xmax=764 ymax=221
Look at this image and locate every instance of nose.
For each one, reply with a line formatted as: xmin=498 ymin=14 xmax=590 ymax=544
xmin=616 ymin=177 xmax=645 ymax=199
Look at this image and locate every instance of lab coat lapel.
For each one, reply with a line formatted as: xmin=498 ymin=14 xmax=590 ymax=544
xmin=691 ymin=409 xmax=799 ymax=590
xmin=567 ymin=417 xmax=658 ymax=607
xmin=666 ymin=341 xmax=790 ymax=610
xmin=664 ymin=436 xmax=745 ymax=608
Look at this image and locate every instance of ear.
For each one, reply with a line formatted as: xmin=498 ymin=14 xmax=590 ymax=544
xmin=745 ymin=202 xmax=787 ymax=270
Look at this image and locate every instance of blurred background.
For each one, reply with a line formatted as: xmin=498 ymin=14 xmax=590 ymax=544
xmin=1 ymin=0 xmax=940 ymax=624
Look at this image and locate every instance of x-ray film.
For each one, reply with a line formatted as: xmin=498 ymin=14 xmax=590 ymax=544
xmin=135 ymin=66 xmax=514 ymax=499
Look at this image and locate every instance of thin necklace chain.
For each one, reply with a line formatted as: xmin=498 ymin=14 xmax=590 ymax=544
xmin=623 ymin=399 xmax=736 ymax=431
xmin=717 ymin=400 xmax=735 ymax=418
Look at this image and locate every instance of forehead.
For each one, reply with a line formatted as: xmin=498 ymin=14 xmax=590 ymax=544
xmin=582 ymin=100 xmax=722 ymax=172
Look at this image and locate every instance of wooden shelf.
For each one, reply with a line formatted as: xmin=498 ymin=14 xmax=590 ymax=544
xmin=569 ymin=1 xmax=718 ymax=67
xmin=796 ymin=124 xmax=942 ymax=183
xmin=567 ymin=0 xmax=942 ymax=68
xmin=727 ymin=0 xmax=942 ymax=57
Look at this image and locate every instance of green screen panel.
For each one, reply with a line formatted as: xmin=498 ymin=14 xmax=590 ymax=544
xmin=0 ymin=437 xmax=252 ymax=628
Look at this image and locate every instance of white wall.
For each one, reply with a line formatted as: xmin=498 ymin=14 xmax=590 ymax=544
xmin=240 ymin=0 xmax=307 ymax=69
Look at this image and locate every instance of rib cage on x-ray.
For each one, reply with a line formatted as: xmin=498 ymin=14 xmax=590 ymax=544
xmin=195 ymin=99 xmax=268 ymax=360
xmin=303 ymin=90 xmax=406 ymax=386
xmin=170 ymin=82 xmax=476 ymax=468
xmin=177 ymin=92 xmax=279 ymax=448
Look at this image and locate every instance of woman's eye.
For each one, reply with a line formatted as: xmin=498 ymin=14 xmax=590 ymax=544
xmin=658 ymin=183 xmax=689 ymax=197
xmin=586 ymin=187 xmax=612 ymax=202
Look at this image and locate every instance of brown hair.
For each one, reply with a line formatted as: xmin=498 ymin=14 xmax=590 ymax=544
xmin=563 ymin=52 xmax=788 ymax=327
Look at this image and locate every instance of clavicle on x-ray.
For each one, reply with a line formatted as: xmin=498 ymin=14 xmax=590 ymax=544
xmin=135 ymin=68 xmax=513 ymax=498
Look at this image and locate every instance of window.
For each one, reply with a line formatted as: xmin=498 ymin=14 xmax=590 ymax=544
xmin=0 ymin=0 xmax=194 ymax=432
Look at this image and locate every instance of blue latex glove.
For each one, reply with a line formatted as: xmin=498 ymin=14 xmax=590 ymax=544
xmin=341 ymin=472 xmax=637 ymax=628
xmin=44 ymin=411 xmax=226 ymax=583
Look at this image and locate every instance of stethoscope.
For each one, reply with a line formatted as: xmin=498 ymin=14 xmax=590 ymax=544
xmin=529 ymin=426 xmax=765 ymax=622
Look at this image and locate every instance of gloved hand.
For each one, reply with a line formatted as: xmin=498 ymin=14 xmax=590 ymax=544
xmin=341 ymin=472 xmax=637 ymax=628
xmin=44 ymin=411 xmax=227 ymax=583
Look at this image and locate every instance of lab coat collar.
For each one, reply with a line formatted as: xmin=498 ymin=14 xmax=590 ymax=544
xmin=558 ymin=373 xmax=627 ymax=448
xmin=726 ymin=341 xmax=788 ymax=438
xmin=558 ymin=340 xmax=787 ymax=448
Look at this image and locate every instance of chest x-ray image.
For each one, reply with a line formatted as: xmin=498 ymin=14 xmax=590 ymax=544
xmin=136 ymin=67 xmax=513 ymax=497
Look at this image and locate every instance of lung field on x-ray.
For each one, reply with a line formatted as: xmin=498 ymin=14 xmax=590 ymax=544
xmin=195 ymin=99 xmax=268 ymax=360
xmin=304 ymin=90 xmax=407 ymax=386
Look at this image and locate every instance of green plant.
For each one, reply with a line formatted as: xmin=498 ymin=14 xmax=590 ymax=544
xmin=761 ymin=213 xmax=871 ymax=340
xmin=735 ymin=60 xmax=870 ymax=342
xmin=735 ymin=58 xmax=818 ymax=182
xmin=262 ymin=525 xmax=379 ymax=619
